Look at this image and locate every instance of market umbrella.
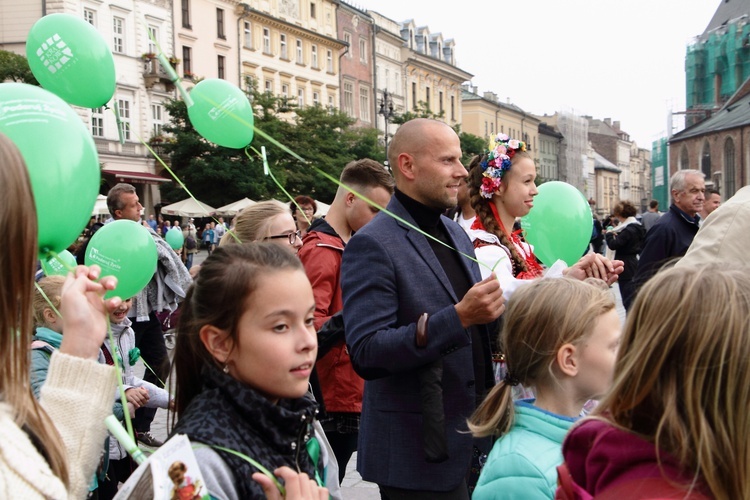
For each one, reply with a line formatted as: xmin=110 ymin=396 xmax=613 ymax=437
xmin=215 ymin=197 xmax=256 ymax=216
xmin=160 ymin=198 xmax=216 ymax=217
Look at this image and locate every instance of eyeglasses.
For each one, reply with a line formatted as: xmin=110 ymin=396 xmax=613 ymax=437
xmin=267 ymin=230 xmax=302 ymax=245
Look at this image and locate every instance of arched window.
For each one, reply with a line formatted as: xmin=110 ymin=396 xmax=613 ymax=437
xmin=701 ymin=140 xmax=711 ymax=179
xmin=724 ymin=137 xmax=736 ymax=197
xmin=680 ymin=145 xmax=689 ymax=170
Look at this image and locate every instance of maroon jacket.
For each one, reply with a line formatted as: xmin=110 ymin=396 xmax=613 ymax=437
xmin=298 ymin=220 xmax=363 ymax=413
xmin=556 ymin=419 xmax=711 ymax=499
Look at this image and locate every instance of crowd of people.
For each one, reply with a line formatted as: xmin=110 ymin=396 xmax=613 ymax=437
xmin=3 ymin=115 xmax=747 ymax=499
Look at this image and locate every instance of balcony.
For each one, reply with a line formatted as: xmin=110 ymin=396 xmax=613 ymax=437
xmin=143 ymin=57 xmax=176 ymax=92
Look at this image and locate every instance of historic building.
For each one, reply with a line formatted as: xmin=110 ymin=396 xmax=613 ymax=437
xmin=0 ymin=0 xmax=175 ymax=213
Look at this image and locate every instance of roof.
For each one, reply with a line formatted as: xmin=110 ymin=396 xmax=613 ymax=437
xmin=102 ymin=169 xmax=171 ymax=185
xmin=593 ymin=152 xmax=621 ymax=173
xmin=702 ymin=0 xmax=750 ymax=40
xmin=670 ymin=85 xmax=750 ymax=142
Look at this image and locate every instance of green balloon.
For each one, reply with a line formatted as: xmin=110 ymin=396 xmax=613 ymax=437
xmin=0 ymin=83 xmax=100 ymax=258
xmin=165 ymin=227 xmax=184 ymax=250
xmin=188 ymin=79 xmax=254 ymax=148
xmin=85 ymin=220 xmax=157 ymax=299
xmin=520 ymin=181 xmax=592 ymax=267
xmin=41 ymin=250 xmax=77 ymax=276
xmin=26 ymin=13 xmax=116 ymax=108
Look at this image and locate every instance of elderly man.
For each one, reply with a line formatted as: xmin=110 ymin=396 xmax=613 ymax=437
xmin=341 ymin=119 xmax=505 ymax=499
xmin=633 ymin=169 xmax=705 ymax=286
xmin=106 ymin=183 xmax=191 ymax=447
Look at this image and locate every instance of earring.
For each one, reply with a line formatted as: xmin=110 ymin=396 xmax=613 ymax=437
xmin=222 ymin=363 xmax=230 ymax=374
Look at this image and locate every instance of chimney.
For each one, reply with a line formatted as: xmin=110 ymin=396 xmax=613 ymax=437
xmin=603 ymin=118 xmax=611 ymax=126
xmin=613 ymin=121 xmax=620 ymax=130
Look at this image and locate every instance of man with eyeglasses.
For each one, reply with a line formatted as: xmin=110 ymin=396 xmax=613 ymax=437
xmin=298 ymin=159 xmax=395 ymax=482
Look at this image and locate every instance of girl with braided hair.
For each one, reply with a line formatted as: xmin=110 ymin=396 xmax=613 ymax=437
xmin=466 ymin=134 xmax=623 ymax=301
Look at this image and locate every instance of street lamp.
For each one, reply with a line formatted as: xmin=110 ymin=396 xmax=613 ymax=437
xmin=379 ymin=89 xmax=395 ymax=171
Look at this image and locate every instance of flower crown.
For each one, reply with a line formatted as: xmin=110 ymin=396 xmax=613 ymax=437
xmin=479 ymin=133 xmax=527 ymax=198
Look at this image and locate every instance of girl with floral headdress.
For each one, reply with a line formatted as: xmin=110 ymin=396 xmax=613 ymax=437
xmin=466 ymin=134 xmax=623 ymax=302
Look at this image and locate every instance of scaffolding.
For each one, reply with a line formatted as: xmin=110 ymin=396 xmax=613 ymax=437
xmin=686 ymin=15 xmax=750 ymax=125
xmin=556 ymin=112 xmax=588 ymax=192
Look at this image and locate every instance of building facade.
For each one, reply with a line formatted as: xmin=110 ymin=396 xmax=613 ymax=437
xmin=337 ymin=2 xmax=374 ymax=127
xmin=0 ymin=0 xmax=175 ymax=214
xmin=398 ymin=19 xmax=470 ymax=127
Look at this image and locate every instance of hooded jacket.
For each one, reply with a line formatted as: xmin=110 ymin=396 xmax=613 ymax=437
xmin=557 ymin=419 xmax=711 ymax=499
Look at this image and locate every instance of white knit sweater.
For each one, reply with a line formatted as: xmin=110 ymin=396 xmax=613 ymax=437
xmin=0 ymin=352 xmax=116 ymax=499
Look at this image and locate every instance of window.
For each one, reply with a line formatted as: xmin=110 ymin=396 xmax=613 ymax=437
xmin=218 ymin=55 xmax=225 ymax=79
xmin=182 ymin=46 xmax=192 ymax=75
xmin=296 ymin=39 xmax=303 ymax=63
xmin=265 ymin=79 xmax=273 ymax=92
xmin=117 ymin=99 xmax=131 ymax=140
xmin=91 ymin=107 xmax=104 ymax=137
xmin=282 ymin=84 xmax=289 ymax=97
xmin=216 ymin=8 xmax=225 ymax=39
xmin=310 ymin=2 xmax=316 ymax=18
xmin=313 ymin=91 xmax=319 ymax=105
xmin=450 ymin=95 xmax=455 ymax=121
xmin=243 ymin=21 xmax=253 ymax=49
xmin=344 ymin=33 xmax=352 ymax=58
xmin=112 ymin=17 xmax=124 ymax=54
xmin=359 ymin=39 xmax=367 ymax=63
xmin=359 ymin=87 xmax=370 ymax=122
xmin=425 ymin=86 xmax=430 ymax=110
xmin=343 ymin=81 xmax=354 ymax=116
xmin=724 ymin=137 xmax=736 ymax=197
xmin=385 ymin=68 xmax=389 ymax=88
xmin=263 ymin=28 xmax=271 ymax=54
xmin=412 ymin=82 xmax=417 ymax=109
xmin=151 ymin=103 xmax=163 ymax=136
xmin=280 ymin=34 xmax=287 ymax=59
xmin=181 ymin=0 xmax=191 ymax=28
xmin=147 ymin=25 xmax=158 ymax=55
xmin=83 ymin=8 xmax=96 ymax=26
xmin=326 ymin=49 xmax=333 ymax=72
xmin=701 ymin=140 xmax=711 ymax=180
xmin=298 ymin=88 xmax=305 ymax=107
xmin=311 ymin=45 xmax=318 ymax=68
xmin=439 ymin=91 xmax=443 ymax=114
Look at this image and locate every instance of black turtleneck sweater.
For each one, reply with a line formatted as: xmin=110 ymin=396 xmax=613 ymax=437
xmin=394 ymin=189 xmax=492 ymax=403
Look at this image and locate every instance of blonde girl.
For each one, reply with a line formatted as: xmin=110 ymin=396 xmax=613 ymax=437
xmin=469 ymin=278 xmax=620 ymax=499
xmin=219 ymin=200 xmax=302 ymax=254
xmin=559 ymin=265 xmax=750 ymax=499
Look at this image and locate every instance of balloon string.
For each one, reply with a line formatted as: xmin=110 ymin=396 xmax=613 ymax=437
xmin=193 ymin=444 xmax=285 ymax=496
xmin=132 ymin=128 xmax=243 ymax=246
xmin=245 ymin=143 xmax=495 ymax=272
xmin=33 ymin=281 xmax=63 ymax=319
xmin=113 ymin=101 xmax=125 ymax=145
xmin=165 ymin=88 xmax=503 ymax=274
xmin=142 ymin=19 xmax=193 ymax=107
xmin=138 ymin=355 xmax=166 ymax=388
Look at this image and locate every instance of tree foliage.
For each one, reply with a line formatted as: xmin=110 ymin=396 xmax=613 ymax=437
xmin=158 ymin=83 xmax=385 ymax=208
xmin=0 ymin=50 xmax=39 ymax=85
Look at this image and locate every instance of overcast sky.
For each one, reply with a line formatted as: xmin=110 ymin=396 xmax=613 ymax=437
xmin=359 ymin=0 xmax=721 ymax=149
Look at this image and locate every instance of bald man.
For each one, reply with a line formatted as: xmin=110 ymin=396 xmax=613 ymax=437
xmin=341 ymin=119 xmax=505 ymax=498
